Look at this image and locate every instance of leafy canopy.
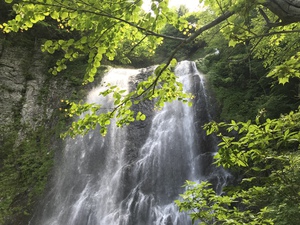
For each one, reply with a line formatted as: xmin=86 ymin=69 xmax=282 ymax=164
xmin=2 ymin=0 xmax=300 ymax=136
xmin=1 ymin=0 xmax=199 ymax=136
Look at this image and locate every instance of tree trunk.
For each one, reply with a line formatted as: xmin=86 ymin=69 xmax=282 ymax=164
xmin=264 ymin=0 xmax=300 ymax=23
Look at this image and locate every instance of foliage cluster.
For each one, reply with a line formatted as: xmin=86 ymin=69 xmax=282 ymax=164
xmin=177 ymin=109 xmax=300 ymax=224
xmin=192 ymin=6 xmax=300 ymax=121
xmin=0 ymin=126 xmax=53 ymax=224
xmin=61 ymin=58 xmax=193 ymax=137
xmin=176 ymin=180 xmax=274 ymax=224
xmin=202 ymin=42 xmax=299 ymax=121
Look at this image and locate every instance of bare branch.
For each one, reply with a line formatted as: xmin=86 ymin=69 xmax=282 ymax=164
xmin=127 ymin=35 xmax=148 ymax=54
xmin=259 ymin=7 xmax=271 ymax=24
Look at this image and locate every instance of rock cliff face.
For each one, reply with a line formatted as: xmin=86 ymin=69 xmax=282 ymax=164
xmin=0 ymin=43 xmax=26 ymax=129
xmin=1 ymin=43 xmax=52 ymax=130
xmin=0 ymin=42 xmax=77 ymax=128
xmin=0 ymin=38 xmax=84 ymax=225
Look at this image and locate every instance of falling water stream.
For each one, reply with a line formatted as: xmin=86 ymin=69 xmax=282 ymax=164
xmin=30 ymin=61 xmax=228 ymax=225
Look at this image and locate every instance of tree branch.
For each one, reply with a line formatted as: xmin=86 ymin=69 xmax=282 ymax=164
xmin=27 ymin=1 xmax=186 ymax=41
xmin=111 ymin=11 xmax=236 ymax=111
xmin=185 ymin=11 xmax=234 ymax=44
xmin=263 ymin=0 xmax=300 ymax=23
xmin=248 ymin=29 xmax=300 ymax=40
xmin=259 ymin=7 xmax=271 ymax=24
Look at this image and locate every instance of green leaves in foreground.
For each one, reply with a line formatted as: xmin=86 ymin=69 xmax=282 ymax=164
xmin=176 ymin=181 xmax=273 ymax=225
xmin=1 ymin=0 xmax=181 ymax=85
xmin=177 ymin=108 xmax=300 ymax=224
xmin=61 ymin=59 xmax=193 ymax=138
xmin=204 ymin=109 xmax=300 ymax=171
xmin=267 ymin=52 xmax=300 ymax=85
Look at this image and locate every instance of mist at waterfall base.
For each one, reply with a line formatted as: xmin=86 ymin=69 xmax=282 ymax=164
xmin=30 ymin=61 xmax=229 ymax=225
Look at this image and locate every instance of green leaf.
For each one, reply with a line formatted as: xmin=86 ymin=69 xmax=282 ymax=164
xmin=60 ymin=11 xmax=68 ymax=20
xmin=229 ymin=39 xmax=238 ymax=47
xmin=278 ymin=77 xmax=289 ymax=85
xmin=44 ymin=40 xmax=53 ymax=48
xmin=50 ymin=11 xmax=59 ymax=20
xmin=140 ymin=114 xmax=146 ymax=121
xmin=81 ymin=36 xmax=87 ymax=44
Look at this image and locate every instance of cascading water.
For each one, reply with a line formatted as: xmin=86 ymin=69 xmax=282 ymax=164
xmin=30 ymin=61 xmax=228 ymax=225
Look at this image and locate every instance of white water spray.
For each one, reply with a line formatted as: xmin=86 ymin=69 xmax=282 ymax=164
xmin=30 ymin=61 xmax=228 ymax=225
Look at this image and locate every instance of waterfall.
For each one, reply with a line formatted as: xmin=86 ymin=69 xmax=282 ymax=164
xmin=30 ymin=61 xmax=228 ymax=225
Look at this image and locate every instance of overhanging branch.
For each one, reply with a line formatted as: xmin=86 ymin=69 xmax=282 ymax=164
xmin=185 ymin=11 xmax=234 ymax=44
xmin=27 ymin=0 xmax=185 ymax=41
